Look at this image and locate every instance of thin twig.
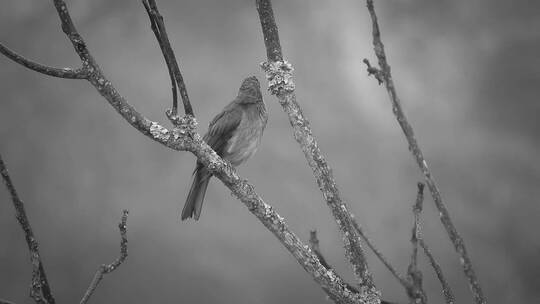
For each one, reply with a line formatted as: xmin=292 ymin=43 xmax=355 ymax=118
xmin=308 ymin=230 xmax=358 ymax=303
xmin=142 ymin=0 xmax=178 ymax=116
xmin=0 ymin=154 xmax=55 ymax=304
xmin=80 ymin=210 xmax=129 ymax=304
xmin=406 ymin=183 xmax=427 ymax=304
xmin=0 ymin=43 xmax=86 ymax=79
xmin=256 ymin=0 xmax=377 ymax=293
xmin=309 ymin=231 xmax=400 ymax=304
xmin=351 ymin=220 xmax=409 ymax=288
xmin=364 ymin=1 xmax=486 ymax=303
xmin=419 ymin=240 xmax=455 ymax=304
xmin=142 ymin=0 xmax=193 ymax=117
xmin=0 ymin=298 xmax=17 ymax=304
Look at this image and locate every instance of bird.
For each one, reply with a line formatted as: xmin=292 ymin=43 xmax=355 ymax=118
xmin=181 ymin=76 xmax=268 ymax=221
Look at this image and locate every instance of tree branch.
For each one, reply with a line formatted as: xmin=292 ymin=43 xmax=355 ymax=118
xmin=0 ymin=154 xmax=55 ymax=304
xmin=419 ymin=240 xmax=455 ymax=304
xmin=256 ymin=0 xmax=377 ymax=293
xmin=0 ymin=43 xmax=86 ymax=79
xmin=142 ymin=0 xmax=178 ymax=116
xmin=141 ymin=0 xmax=194 ymax=117
xmin=80 ymin=210 xmax=129 ymax=304
xmin=406 ymin=183 xmax=427 ymax=304
xmin=364 ymin=1 xmax=486 ymax=303
xmin=351 ymin=219 xmax=409 ymax=289
xmin=309 ymin=231 xmax=400 ymax=304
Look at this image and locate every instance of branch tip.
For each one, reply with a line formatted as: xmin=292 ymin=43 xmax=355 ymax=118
xmin=0 ymin=42 xmax=87 ymax=79
xmin=79 ymin=209 xmax=129 ymax=304
xmin=362 ymin=58 xmax=383 ymax=85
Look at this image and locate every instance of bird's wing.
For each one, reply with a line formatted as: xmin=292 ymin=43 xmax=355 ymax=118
xmin=203 ymin=102 xmax=243 ymax=156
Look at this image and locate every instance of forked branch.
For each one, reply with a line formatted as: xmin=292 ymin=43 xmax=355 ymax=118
xmin=364 ymin=1 xmax=486 ymax=303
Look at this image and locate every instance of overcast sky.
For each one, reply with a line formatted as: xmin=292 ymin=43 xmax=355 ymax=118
xmin=1 ymin=1 xmax=539 ymax=303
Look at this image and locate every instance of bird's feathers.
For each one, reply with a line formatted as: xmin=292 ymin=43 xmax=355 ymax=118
xmin=204 ymin=102 xmax=243 ymax=156
xmin=181 ymin=165 xmax=211 ymax=220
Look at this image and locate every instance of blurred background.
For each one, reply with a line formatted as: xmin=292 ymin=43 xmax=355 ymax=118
xmin=1 ymin=0 xmax=539 ymax=303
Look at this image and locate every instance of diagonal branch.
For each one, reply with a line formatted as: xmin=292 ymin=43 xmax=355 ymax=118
xmin=309 ymin=231 xmax=400 ymax=304
xmin=255 ymin=0 xmax=377 ymax=293
xmin=142 ymin=0 xmax=193 ymax=117
xmin=364 ymin=1 xmax=486 ymax=303
xmin=0 ymin=43 xmax=86 ymax=79
xmin=80 ymin=210 xmax=129 ymax=304
xmin=142 ymin=0 xmax=178 ymax=116
xmin=0 ymin=154 xmax=55 ymax=304
xmin=406 ymin=183 xmax=427 ymax=304
xmin=351 ymin=219 xmax=409 ymax=288
xmin=419 ymin=240 xmax=455 ymax=304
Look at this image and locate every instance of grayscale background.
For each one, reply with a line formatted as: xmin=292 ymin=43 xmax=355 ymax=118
xmin=1 ymin=0 xmax=539 ymax=303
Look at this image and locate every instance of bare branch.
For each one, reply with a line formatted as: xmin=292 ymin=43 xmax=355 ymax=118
xmin=364 ymin=1 xmax=486 ymax=303
xmin=0 ymin=43 xmax=86 ymax=79
xmin=0 ymin=154 xmax=55 ymax=304
xmin=309 ymin=231 xmax=401 ymax=304
xmin=406 ymin=183 xmax=427 ymax=304
xmin=309 ymin=231 xmax=331 ymax=270
xmin=419 ymin=240 xmax=455 ymax=304
xmin=141 ymin=0 xmax=194 ymax=117
xmin=0 ymin=298 xmax=17 ymax=304
xmin=351 ymin=219 xmax=409 ymax=289
xmin=308 ymin=230 xmax=360 ymax=303
xmin=142 ymin=0 xmax=178 ymax=116
xmin=361 ymin=59 xmax=383 ymax=85
xmin=256 ymin=0 xmax=377 ymax=293
xmin=80 ymin=210 xmax=129 ymax=304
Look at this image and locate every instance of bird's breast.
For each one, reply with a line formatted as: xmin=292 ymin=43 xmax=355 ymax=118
xmin=224 ymin=106 xmax=266 ymax=167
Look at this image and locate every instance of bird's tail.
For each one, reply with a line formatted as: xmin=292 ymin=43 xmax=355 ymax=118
xmin=181 ymin=165 xmax=211 ymax=221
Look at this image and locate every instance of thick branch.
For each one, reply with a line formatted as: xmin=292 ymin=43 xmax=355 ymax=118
xmin=256 ymin=0 xmax=377 ymax=293
xmin=0 ymin=43 xmax=86 ymax=79
xmin=0 ymin=154 xmax=55 ymax=304
xmin=80 ymin=210 xmax=129 ymax=304
xmin=364 ymin=1 xmax=486 ymax=303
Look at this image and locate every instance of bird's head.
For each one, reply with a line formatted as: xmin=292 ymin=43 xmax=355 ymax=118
xmin=237 ymin=76 xmax=262 ymax=104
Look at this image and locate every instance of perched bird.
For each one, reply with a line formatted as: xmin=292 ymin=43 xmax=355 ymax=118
xmin=181 ymin=76 xmax=268 ymax=220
